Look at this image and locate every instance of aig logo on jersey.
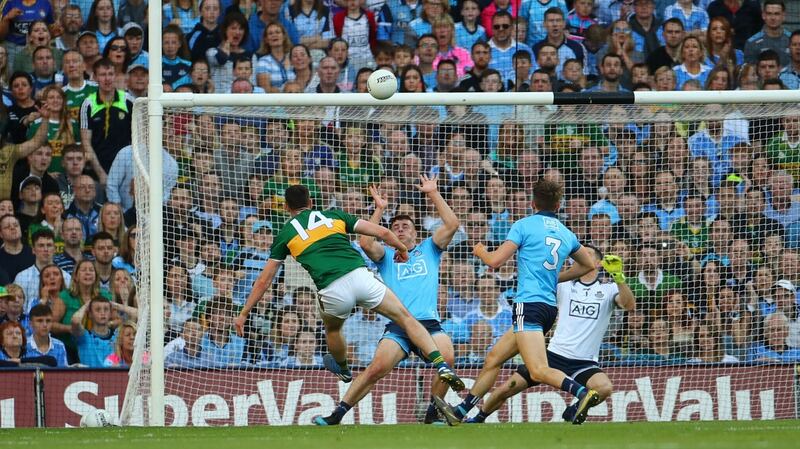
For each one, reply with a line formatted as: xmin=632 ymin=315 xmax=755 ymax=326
xmin=397 ymin=259 xmax=428 ymax=280
xmin=569 ymin=299 xmax=600 ymax=320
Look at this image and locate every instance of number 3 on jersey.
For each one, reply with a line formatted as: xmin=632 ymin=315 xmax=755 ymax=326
xmin=543 ymin=236 xmax=562 ymax=270
xmin=290 ymin=211 xmax=334 ymax=240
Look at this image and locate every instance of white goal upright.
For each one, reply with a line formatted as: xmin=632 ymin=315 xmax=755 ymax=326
xmin=123 ymin=84 xmax=800 ymax=425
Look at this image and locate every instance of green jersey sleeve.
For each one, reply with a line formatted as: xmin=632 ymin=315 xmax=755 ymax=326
xmin=269 ymin=229 xmax=291 ymax=260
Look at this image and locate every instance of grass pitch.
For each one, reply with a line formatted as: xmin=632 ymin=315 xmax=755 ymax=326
xmin=2 ymin=420 xmax=798 ymax=449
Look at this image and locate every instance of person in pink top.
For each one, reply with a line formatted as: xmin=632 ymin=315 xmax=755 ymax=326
xmin=480 ymin=0 xmax=521 ymax=39
xmin=431 ymin=15 xmax=473 ymax=78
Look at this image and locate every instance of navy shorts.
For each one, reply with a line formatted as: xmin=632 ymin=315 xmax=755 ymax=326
xmin=382 ymin=320 xmax=445 ymax=360
xmin=512 ymin=302 xmax=558 ymax=334
xmin=516 ymin=350 xmax=603 ymax=387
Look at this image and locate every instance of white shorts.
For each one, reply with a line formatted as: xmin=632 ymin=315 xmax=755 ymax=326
xmin=317 ymin=267 xmax=387 ymax=319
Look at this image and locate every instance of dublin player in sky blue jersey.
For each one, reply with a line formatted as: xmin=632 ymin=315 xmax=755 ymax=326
xmin=236 ymin=185 xmax=465 ymax=425
xmin=434 ymin=179 xmax=600 ymax=425
xmin=315 ymin=175 xmax=460 ymax=425
xmin=465 ymin=247 xmax=636 ymax=423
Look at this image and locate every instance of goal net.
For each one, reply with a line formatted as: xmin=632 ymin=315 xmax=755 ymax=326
xmin=124 ymin=99 xmax=800 ymax=426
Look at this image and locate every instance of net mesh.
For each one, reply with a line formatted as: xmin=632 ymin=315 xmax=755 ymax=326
xmin=123 ymin=99 xmax=800 ymax=426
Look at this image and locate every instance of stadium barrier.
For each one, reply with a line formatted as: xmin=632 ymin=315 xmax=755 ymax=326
xmin=2 ymin=365 xmax=797 ymax=428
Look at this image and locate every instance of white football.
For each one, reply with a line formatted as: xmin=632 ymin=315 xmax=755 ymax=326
xmin=80 ymin=409 xmax=115 ymax=428
xmin=367 ymin=69 xmax=397 ymax=100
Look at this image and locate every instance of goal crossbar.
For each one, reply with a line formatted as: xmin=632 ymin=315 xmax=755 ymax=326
xmin=151 ymin=90 xmax=800 ymax=108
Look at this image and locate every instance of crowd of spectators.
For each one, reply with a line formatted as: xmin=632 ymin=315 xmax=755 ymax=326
xmin=2 ymin=0 xmax=800 ymax=370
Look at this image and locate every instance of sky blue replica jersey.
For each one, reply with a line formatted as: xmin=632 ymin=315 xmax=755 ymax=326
xmin=506 ymin=211 xmax=581 ymax=306
xmin=377 ymin=237 xmax=443 ymax=321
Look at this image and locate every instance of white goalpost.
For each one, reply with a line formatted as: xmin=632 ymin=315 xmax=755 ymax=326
xmin=124 ymin=0 xmax=800 ymax=428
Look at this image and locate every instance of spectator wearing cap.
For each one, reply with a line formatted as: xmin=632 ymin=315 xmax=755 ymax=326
xmin=15 ymin=175 xmax=42 ymax=231
xmin=186 ymin=0 xmax=222 ymax=62
xmin=747 ymin=312 xmax=800 ymax=362
xmin=55 ymin=4 xmax=84 ymax=52
xmin=126 ymin=64 xmax=148 ymax=98
xmin=11 ymin=145 xmax=59 ymax=205
xmin=769 ymin=279 xmax=800 ymax=348
xmin=76 ymin=31 xmax=101 ymax=77
xmin=760 ymin=279 xmax=795 ymax=318
xmin=121 ymin=23 xmax=148 ymax=69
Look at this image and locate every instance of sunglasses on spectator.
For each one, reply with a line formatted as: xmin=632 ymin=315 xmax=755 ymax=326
xmin=129 ymin=232 xmax=137 ymax=238
xmin=109 ymin=45 xmax=127 ymax=51
xmin=613 ymin=27 xmax=630 ymax=33
xmin=493 ymin=23 xmax=511 ymax=30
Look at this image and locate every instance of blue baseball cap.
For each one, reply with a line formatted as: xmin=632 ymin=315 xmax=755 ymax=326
xmin=252 ymin=220 xmax=273 ymax=233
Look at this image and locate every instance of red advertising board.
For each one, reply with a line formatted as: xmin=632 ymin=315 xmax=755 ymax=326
xmin=0 ymin=370 xmax=36 ymax=428
xmin=5 ymin=365 xmax=798 ymax=427
xmin=42 ymin=368 xmax=129 ymax=428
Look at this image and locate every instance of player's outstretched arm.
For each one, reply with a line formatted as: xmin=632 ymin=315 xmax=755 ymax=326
xmin=420 ymin=174 xmax=460 ymax=250
xmin=354 ymin=220 xmax=409 ymax=262
xmin=358 ymin=185 xmax=387 ymax=262
xmin=473 ymin=241 xmax=518 ymax=269
xmin=558 ymin=245 xmax=595 ymax=283
xmin=616 ymin=281 xmax=636 ymax=311
xmin=235 ymin=259 xmax=282 ymax=336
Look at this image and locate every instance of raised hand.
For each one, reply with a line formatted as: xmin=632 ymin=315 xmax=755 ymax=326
xmin=36 ymin=103 xmax=51 ymax=121
xmin=416 ymin=174 xmax=439 ymax=194
xmin=601 ymin=254 xmax=626 ymax=284
xmin=369 ymin=185 xmax=388 ymax=210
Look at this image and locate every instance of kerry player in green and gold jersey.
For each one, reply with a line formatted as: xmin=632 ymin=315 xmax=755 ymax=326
xmin=235 ymin=185 xmax=465 ymax=407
